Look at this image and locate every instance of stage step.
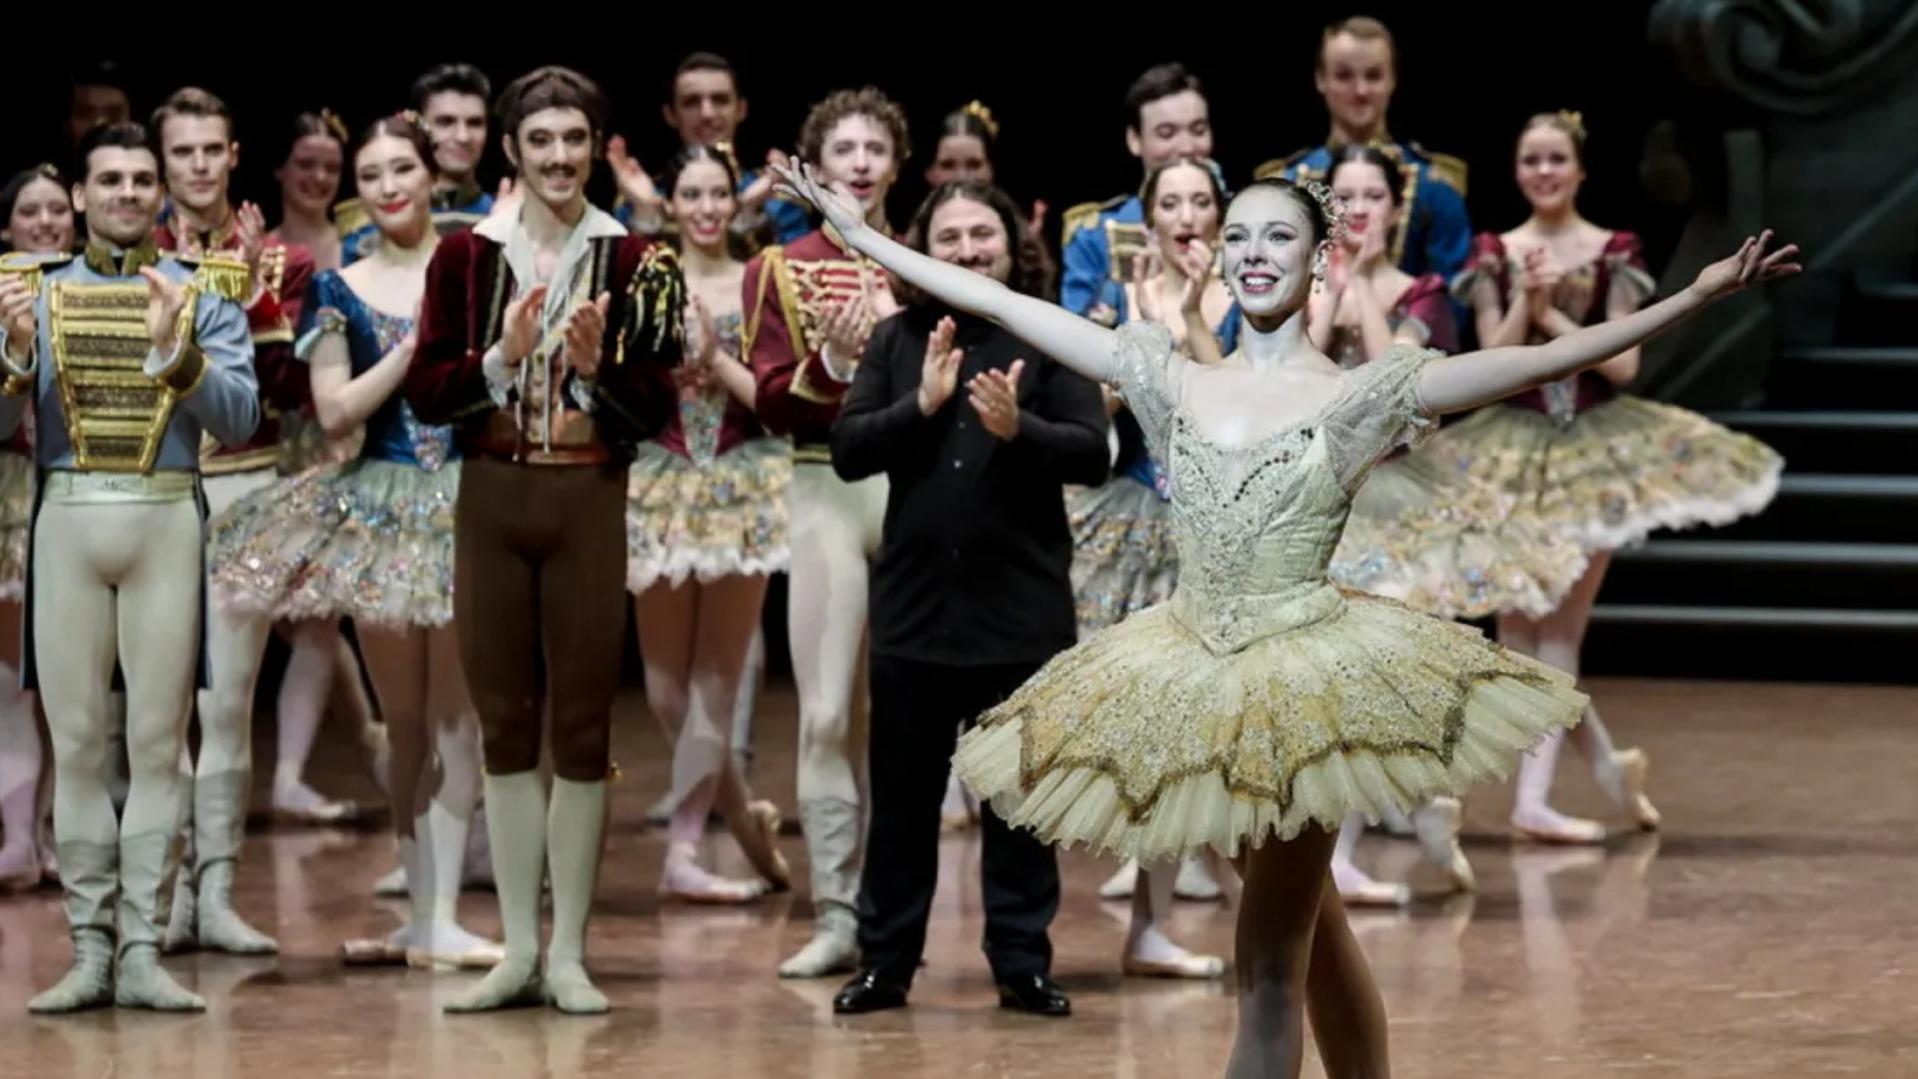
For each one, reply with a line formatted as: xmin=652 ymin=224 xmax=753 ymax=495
xmin=1706 ymin=411 xmax=1918 ymax=474
xmin=1583 ymin=604 xmax=1918 ymax=682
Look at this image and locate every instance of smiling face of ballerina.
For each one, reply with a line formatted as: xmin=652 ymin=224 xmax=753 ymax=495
xmin=1220 ymin=183 xmax=1332 ymax=322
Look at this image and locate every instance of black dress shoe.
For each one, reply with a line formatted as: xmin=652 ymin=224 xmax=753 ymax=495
xmin=995 ymin=973 xmax=1071 ymax=1017
xmin=833 ymin=970 xmax=909 ymax=1014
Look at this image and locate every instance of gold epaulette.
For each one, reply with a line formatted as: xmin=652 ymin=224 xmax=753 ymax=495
xmin=184 ymin=255 xmax=252 ymax=303
xmin=1252 ymin=147 xmax=1316 ymax=182
xmin=333 ymin=198 xmax=370 ymax=239
xmin=1061 ymin=195 xmax=1128 ymax=246
xmin=0 ymin=251 xmax=70 ymax=297
xmin=739 ymin=246 xmax=786 ymax=361
xmin=1411 ymin=143 xmax=1468 ymax=194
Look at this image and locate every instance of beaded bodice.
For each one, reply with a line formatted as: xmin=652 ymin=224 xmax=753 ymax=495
xmin=1110 ymin=322 xmax=1437 ymax=653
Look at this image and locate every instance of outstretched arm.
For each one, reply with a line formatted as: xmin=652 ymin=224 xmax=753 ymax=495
xmin=775 ymin=162 xmax=1118 ymax=384
xmin=1419 ymin=233 xmax=1799 ymax=414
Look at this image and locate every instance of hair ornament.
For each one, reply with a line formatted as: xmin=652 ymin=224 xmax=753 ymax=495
xmin=962 ymin=100 xmax=1000 ymax=139
xmin=319 ymin=108 xmax=349 ymax=143
xmin=1298 ymin=177 xmax=1348 ymax=245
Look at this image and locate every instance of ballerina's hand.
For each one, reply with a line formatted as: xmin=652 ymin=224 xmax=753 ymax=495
xmin=1521 ymin=248 xmax=1563 ymax=323
xmin=1352 ymin=216 xmax=1388 ymax=271
xmin=1688 ymin=230 xmax=1802 ymax=301
xmin=771 ymin=159 xmax=865 ymax=237
xmin=1322 ymin=243 xmax=1351 ymax=299
xmin=686 ymin=293 xmax=719 ymax=370
xmin=1174 ymin=240 xmax=1215 ymax=317
xmin=1131 ymin=250 xmax=1163 ymax=324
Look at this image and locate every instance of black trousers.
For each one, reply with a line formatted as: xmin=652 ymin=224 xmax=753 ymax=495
xmin=856 ymin=654 xmax=1060 ymax=985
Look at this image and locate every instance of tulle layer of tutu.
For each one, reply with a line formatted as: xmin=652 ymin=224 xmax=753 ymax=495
xmin=209 ymin=457 xmax=458 ymax=628
xmin=954 ymin=589 xmax=1585 ymax=862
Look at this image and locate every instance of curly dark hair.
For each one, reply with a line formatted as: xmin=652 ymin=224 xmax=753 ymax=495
xmin=797 ymin=87 xmax=910 ymax=166
xmin=897 ymin=181 xmax=1050 ymax=302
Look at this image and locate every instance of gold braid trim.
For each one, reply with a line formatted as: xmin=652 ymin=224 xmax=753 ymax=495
xmin=619 ymin=243 xmax=687 ymax=368
xmin=0 ymin=255 xmax=53 ymax=395
xmin=190 ymin=256 xmax=252 ymax=304
xmin=740 ymin=246 xmax=787 ymax=363
xmin=159 ymin=286 xmax=208 ymax=397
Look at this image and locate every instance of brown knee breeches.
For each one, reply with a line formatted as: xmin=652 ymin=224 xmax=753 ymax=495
xmin=454 ymin=456 xmax=627 ymax=781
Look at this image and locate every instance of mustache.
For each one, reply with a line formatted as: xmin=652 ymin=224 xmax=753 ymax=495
xmin=540 ymin=164 xmax=579 ymax=179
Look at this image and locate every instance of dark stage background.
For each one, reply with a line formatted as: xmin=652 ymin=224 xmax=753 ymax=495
xmin=5 ymin=4 xmax=1713 ymax=270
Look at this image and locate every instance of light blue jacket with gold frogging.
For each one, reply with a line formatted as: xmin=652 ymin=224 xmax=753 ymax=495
xmin=0 ymin=245 xmax=259 ymax=473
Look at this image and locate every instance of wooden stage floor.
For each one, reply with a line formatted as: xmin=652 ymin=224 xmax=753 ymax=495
xmin=1 ymin=677 xmax=1913 ymax=1077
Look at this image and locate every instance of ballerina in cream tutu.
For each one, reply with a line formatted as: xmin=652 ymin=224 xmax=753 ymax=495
xmin=773 ymin=156 xmax=1796 ymax=1076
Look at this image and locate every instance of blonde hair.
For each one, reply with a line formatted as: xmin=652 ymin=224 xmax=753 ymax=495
xmin=1522 ymin=110 xmax=1588 ymax=165
xmin=1319 ymin=16 xmax=1397 ymax=73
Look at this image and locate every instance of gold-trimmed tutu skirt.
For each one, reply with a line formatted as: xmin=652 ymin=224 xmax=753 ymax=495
xmin=954 ymin=584 xmax=1586 ymax=862
xmin=625 ymin=437 xmax=791 ymax=591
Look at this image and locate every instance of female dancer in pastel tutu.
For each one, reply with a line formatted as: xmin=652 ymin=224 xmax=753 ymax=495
xmin=773 ymin=156 xmax=1796 ymax=1075
xmin=625 ymin=143 xmax=791 ymax=902
xmin=1442 ymin=112 xmax=1783 ymax=843
xmin=210 ymin=115 xmax=501 ymax=968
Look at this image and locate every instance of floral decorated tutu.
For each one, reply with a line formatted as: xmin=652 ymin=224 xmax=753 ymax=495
xmin=1329 ymin=449 xmax=1591 ymax=619
xmin=209 ymin=457 xmax=458 ymax=628
xmin=0 ymin=452 xmax=32 ymax=602
xmin=625 ymin=435 xmax=790 ymax=591
xmin=1426 ymin=396 xmax=1782 ymax=551
xmin=1067 ymin=476 xmax=1177 ymax=634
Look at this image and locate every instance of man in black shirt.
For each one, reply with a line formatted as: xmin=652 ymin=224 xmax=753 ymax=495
xmin=828 ymin=182 xmax=1109 ymax=1017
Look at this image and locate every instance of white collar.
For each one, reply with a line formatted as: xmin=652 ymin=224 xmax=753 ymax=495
xmin=473 ymin=200 xmax=625 ymax=246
